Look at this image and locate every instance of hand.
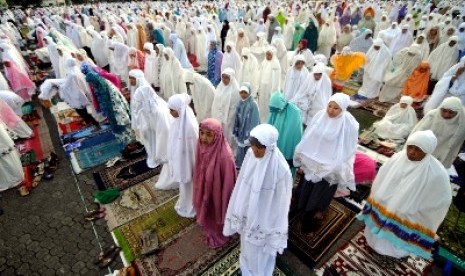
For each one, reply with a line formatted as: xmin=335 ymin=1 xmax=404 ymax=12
xmin=456 ymin=66 xmax=465 ymax=77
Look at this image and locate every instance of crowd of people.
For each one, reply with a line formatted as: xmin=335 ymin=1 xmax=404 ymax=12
xmin=0 ymin=0 xmax=464 ymax=274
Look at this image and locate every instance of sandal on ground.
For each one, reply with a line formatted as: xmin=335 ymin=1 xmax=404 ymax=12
xmin=84 ymin=211 xmax=105 ymax=221
xmin=94 ymin=245 xmax=117 ymax=265
xmin=18 ymin=186 xmax=30 ymax=196
xmin=98 ymin=246 xmax=121 ymax=268
xmin=31 ymin=174 xmax=42 ymax=188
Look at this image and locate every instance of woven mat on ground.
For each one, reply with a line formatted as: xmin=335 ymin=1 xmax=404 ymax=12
xmin=53 ymin=107 xmax=86 ymax=135
xmin=315 ymin=230 xmax=433 ymax=275
xmin=288 ymin=200 xmax=358 ymax=265
xmin=437 ymin=204 xmax=465 ymax=261
xmin=341 ymin=79 xmax=362 ymax=97
xmin=200 ymin=246 xmax=293 ymax=276
xmin=134 ymin=224 xmax=239 ymax=276
xmin=104 ymin=176 xmax=178 ymax=230
xmin=93 ymin=155 xmax=161 ymax=191
xmin=113 ymin=196 xmax=194 ymax=262
xmin=361 ymin=99 xmax=395 ymax=117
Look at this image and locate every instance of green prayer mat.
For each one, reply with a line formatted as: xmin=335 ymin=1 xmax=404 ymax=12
xmin=113 ymin=196 xmax=194 ymax=262
xmin=437 ymin=204 xmax=465 ymax=262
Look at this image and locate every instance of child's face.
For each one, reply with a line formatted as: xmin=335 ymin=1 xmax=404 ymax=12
xmin=199 ymin=128 xmax=215 ymax=145
xmin=239 ymin=90 xmax=249 ymax=100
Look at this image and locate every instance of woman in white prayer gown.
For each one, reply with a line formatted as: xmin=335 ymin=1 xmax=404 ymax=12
xmin=143 ymin=42 xmax=158 ymax=87
xmin=412 ymin=97 xmax=465 ymax=169
xmin=223 ymin=124 xmax=292 ymax=276
xmin=317 ymin=21 xmax=337 ymax=59
xmin=283 ymin=18 xmax=295 ymax=50
xmin=374 ymin=96 xmax=417 ymax=140
xmin=305 ymin=64 xmax=333 ymax=125
xmin=211 ymin=68 xmax=241 ymax=149
xmin=284 ymin=55 xmax=311 ymax=121
xmin=379 ymin=44 xmax=422 ymax=103
xmin=358 ymin=130 xmax=451 ymax=259
xmin=257 ymin=47 xmax=281 ymax=122
xmin=415 ymin=34 xmax=430 ymax=60
xmin=126 ymin=23 xmax=138 ymax=49
xmin=357 ymin=38 xmax=392 ymax=99
xmin=294 ymin=93 xmax=359 ymax=232
xmin=428 ymin=36 xmax=459 ymax=82
xmin=0 ymin=122 xmax=24 ymax=191
xmin=425 ymin=57 xmax=465 ymax=112
xmin=156 ymin=93 xmax=198 ymax=218
xmin=389 ymin=25 xmax=414 ymax=56
xmin=159 ymin=47 xmax=187 ymax=100
xmin=271 ymin=38 xmax=288 ymax=87
xmin=250 ymin=32 xmax=268 ymax=63
xmin=221 ymin=41 xmax=242 ymax=76
xmin=238 ymin=48 xmax=260 ymax=97
xmin=378 ymin=22 xmax=401 ymax=48
xmin=194 ymin=26 xmax=207 ymax=70
xmin=0 ymin=90 xmax=24 ymax=115
xmin=43 ymin=36 xmax=61 ymax=78
xmin=87 ymin=30 xmax=109 ymax=68
xmin=235 ymin=28 xmax=250 ymax=57
xmin=183 ymin=70 xmax=215 ymax=122
xmin=130 ymin=71 xmax=172 ymax=169
xmin=110 ymin=41 xmax=130 ymax=84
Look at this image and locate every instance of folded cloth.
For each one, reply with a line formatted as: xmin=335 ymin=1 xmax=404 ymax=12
xmin=94 ymin=188 xmax=121 ymax=204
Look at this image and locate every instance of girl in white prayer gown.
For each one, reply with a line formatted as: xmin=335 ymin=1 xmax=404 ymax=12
xmin=0 ymin=122 xmax=24 ymax=191
xmin=155 ymin=93 xmax=198 ymax=218
xmin=211 ymin=68 xmax=241 ymax=149
xmin=183 ymin=70 xmax=215 ymax=122
xmin=257 ymin=47 xmax=281 ymax=122
xmin=374 ymin=96 xmax=417 ymax=140
xmin=224 ymin=124 xmax=292 ymax=276
xmin=159 ymin=47 xmax=187 ymax=100
xmin=237 ymin=48 xmax=260 ymax=97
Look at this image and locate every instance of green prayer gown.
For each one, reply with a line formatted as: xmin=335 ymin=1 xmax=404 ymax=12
xmin=267 ymin=92 xmax=303 ymax=161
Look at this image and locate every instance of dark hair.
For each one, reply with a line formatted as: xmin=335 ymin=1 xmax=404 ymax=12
xmin=249 ymin=137 xmax=266 ymax=149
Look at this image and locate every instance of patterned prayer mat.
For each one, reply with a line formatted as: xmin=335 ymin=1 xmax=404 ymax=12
xmin=134 ymin=224 xmax=239 ymax=276
xmin=315 ymin=231 xmax=433 ymax=275
xmin=358 ymin=125 xmax=405 ymax=158
xmin=53 ymin=107 xmax=86 ymax=135
xmin=93 ymin=155 xmax=161 ymax=191
xmin=288 ymin=200 xmax=358 ymax=265
xmin=437 ymin=204 xmax=465 ymax=260
xmin=74 ymin=137 xmax=123 ymax=170
xmin=113 ymin=196 xmax=194 ymax=262
xmin=200 ymin=246 xmax=293 ymax=276
xmin=361 ymin=99 xmax=395 ymax=117
xmin=104 ymin=176 xmax=178 ymax=230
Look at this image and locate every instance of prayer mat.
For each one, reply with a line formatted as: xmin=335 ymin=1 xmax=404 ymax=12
xmin=341 ymin=79 xmax=362 ymax=97
xmin=133 ymin=224 xmax=239 ymax=276
xmin=200 ymin=246 xmax=293 ymax=276
xmin=104 ymin=176 xmax=178 ymax=230
xmin=437 ymin=204 xmax=465 ymax=261
xmin=113 ymin=196 xmax=194 ymax=262
xmin=54 ymin=108 xmax=86 ymax=135
xmin=73 ymin=137 xmax=123 ymax=170
xmin=358 ymin=125 xmax=405 ymax=158
xmin=288 ymin=200 xmax=358 ymax=265
xmin=93 ymin=155 xmax=161 ymax=191
xmin=348 ymin=108 xmax=379 ymax=135
xmin=314 ymin=231 xmax=433 ymax=275
xmin=362 ymin=99 xmax=395 ymax=117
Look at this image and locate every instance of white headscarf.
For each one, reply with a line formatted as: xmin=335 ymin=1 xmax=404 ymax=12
xmin=143 ymin=42 xmax=158 ymax=86
xmin=428 ymin=36 xmax=460 ymax=80
xmin=159 ymin=47 xmax=187 ymax=100
xmin=238 ymin=47 xmax=260 ymax=96
xmin=167 ymin=93 xmax=198 ymax=183
xmin=211 ymin=67 xmax=240 ymax=127
xmin=294 ymin=93 xmax=359 ymax=190
xmin=221 ymin=41 xmax=242 ymax=76
xmin=223 ymin=123 xmax=292 ymax=256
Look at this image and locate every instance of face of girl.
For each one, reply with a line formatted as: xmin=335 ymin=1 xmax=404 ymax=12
xmin=265 ymin=51 xmax=273 ymax=60
xmin=251 ymin=144 xmax=266 ymax=158
xmin=221 ymin=74 xmax=230 ymax=85
xmin=129 ymin=76 xmax=137 ymax=86
xmin=295 ymin=60 xmax=305 ymax=70
xmin=239 ymin=90 xmax=249 ymax=100
xmin=326 ymin=101 xmax=342 ymax=118
xmin=199 ymin=128 xmax=215 ymax=145
xmin=441 ymin=108 xmax=457 ymax=120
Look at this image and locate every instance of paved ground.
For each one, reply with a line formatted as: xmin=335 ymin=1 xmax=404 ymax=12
xmin=0 ymin=102 xmax=444 ymax=275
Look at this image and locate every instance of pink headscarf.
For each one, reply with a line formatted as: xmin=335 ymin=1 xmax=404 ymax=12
xmin=0 ymin=99 xmax=21 ymax=129
xmin=193 ymin=118 xmax=237 ymax=226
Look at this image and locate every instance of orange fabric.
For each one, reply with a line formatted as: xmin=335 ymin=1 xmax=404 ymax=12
xmin=364 ymin=7 xmax=375 ymax=17
xmin=330 ymin=53 xmax=366 ymax=81
xmin=136 ymin=24 xmax=147 ymax=51
xmin=402 ymin=61 xmax=430 ymax=101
